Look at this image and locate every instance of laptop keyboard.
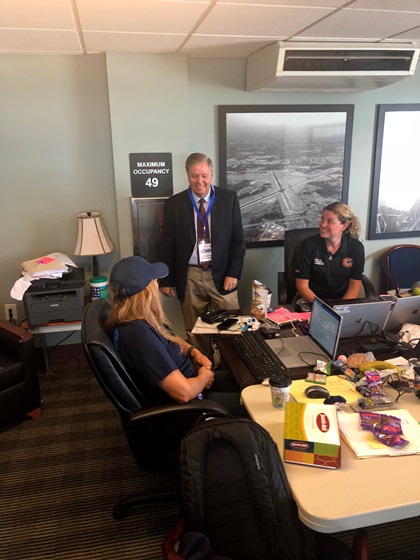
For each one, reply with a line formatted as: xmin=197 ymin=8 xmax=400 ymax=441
xmin=322 ymin=296 xmax=382 ymax=307
xmin=278 ymin=335 xmax=320 ymax=357
xmin=232 ymin=331 xmax=289 ymax=381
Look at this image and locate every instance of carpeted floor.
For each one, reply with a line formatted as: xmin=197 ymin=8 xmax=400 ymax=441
xmin=1 ymin=364 xmax=419 ymax=559
xmin=0 ymin=367 xmax=180 ymax=560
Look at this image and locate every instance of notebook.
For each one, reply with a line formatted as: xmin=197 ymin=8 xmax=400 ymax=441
xmin=267 ymin=297 xmax=342 ymax=371
xmin=331 ymin=300 xmax=393 ymax=338
xmin=384 ymin=295 xmax=420 ymax=330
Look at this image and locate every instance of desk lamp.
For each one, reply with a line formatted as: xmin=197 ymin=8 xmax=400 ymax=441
xmin=74 ymin=211 xmax=114 ymax=277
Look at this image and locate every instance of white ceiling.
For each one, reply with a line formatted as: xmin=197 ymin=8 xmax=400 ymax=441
xmin=2 ymin=0 xmax=420 ymax=58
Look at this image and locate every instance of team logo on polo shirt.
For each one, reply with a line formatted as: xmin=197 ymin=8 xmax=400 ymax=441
xmin=342 ymin=257 xmax=353 ymax=268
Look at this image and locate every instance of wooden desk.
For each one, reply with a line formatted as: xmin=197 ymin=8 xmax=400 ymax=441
xmin=215 ymin=328 xmax=310 ymax=388
xmin=216 ymin=326 xmax=399 ymax=389
xmin=241 ymin=383 xmax=420 ymax=533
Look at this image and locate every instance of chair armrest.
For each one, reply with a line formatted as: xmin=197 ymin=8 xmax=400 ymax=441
xmin=362 ymin=274 xmax=376 ymax=298
xmin=0 ymin=319 xmax=34 ymax=363
xmin=129 ymin=399 xmax=231 ymax=424
xmin=0 ymin=319 xmax=32 ymax=343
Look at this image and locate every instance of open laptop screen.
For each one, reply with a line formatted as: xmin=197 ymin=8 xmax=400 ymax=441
xmin=309 ymin=297 xmax=342 ymax=360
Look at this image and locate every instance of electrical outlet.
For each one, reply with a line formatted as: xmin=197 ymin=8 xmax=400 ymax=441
xmin=4 ymin=303 xmax=17 ymax=321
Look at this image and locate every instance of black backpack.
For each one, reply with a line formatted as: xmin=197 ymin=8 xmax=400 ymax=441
xmin=179 ymin=416 xmax=317 ymax=560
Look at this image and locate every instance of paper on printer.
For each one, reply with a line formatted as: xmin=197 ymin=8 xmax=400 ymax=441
xmin=11 ymin=252 xmax=78 ymax=301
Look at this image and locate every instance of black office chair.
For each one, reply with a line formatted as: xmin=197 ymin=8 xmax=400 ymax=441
xmin=278 ymin=227 xmax=376 ymax=304
xmin=81 ymin=298 xmax=230 ymax=519
xmin=381 ymin=244 xmax=420 ymax=296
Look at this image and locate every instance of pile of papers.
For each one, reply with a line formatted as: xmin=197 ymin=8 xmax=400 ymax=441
xmin=11 ymin=252 xmax=78 ymax=301
xmin=338 ymin=408 xmax=420 ymax=458
xmin=191 ymin=315 xmax=257 ymax=335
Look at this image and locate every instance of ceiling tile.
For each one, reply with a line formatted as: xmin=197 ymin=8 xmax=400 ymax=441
xmin=84 ymin=31 xmax=187 ymax=54
xmin=196 ymin=4 xmax=335 ymax=37
xmin=77 ymin=0 xmax=210 ymax=33
xmin=218 ymin=0 xmax=347 ymax=5
xmin=351 ymin=0 xmax=420 ymax=10
xmin=297 ymin=7 xmax=420 ymax=40
xmin=180 ymin=34 xmax=275 ymax=57
xmin=392 ymin=27 xmax=420 ymax=41
xmin=0 ymin=29 xmax=82 ymax=54
xmin=0 ymin=0 xmax=76 ymax=28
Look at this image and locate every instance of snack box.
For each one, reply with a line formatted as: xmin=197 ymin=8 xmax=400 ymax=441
xmin=284 ymin=402 xmax=341 ymax=469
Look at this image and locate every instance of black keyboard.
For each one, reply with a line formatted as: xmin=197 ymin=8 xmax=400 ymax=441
xmin=322 ymin=296 xmax=382 ymax=307
xmin=232 ymin=331 xmax=289 ymax=382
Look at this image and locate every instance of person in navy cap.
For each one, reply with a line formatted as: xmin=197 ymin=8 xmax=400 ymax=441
xmin=106 ymin=256 xmax=245 ymax=414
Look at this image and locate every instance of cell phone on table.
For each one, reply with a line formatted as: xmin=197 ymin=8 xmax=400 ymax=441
xmin=217 ymin=318 xmax=238 ymax=331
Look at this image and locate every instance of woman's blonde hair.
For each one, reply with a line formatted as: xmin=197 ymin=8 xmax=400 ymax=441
xmin=106 ymin=279 xmax=179 ymax=345
xmin=323 ymin=202 xmax=362 ymax=239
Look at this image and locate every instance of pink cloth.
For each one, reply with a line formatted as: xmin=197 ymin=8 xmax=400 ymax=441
xmin=267 ymin=307 xmax=311 ymax=324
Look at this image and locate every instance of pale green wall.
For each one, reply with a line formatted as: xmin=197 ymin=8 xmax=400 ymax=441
xmin=105 ymin=54 xmax=420 ymax=333
xmin=0 ymin=53 xmax=117 ymax=342
xmin=105 ymin=53 xmax=192 ymax=333
xmin=1 ymin=52 xmax=420 ymax=341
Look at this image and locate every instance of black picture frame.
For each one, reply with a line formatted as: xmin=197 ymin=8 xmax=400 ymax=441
xmin=218 ymin=104 xmax=354 ymax=247
xmin=368 ymin=104 xmax=420 ymax=240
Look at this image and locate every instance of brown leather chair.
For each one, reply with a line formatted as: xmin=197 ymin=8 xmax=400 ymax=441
xmin=0 ymin=319 xmax=41 ymax=428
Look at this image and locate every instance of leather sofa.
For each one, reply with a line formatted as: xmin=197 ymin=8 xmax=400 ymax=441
xmin=0 ymin=318 xmax=41 ymax=428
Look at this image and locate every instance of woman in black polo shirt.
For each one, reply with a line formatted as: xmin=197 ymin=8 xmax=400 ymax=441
xmin=294 ymin=202 xmax=365 ymax=302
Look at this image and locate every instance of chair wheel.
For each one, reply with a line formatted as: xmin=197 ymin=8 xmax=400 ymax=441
xmin=112 ymin=505 xmax=126 ymax=520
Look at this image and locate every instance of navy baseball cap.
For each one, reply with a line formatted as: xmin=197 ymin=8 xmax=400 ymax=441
xmin=110 ymin=256 xmax=168 ymax=297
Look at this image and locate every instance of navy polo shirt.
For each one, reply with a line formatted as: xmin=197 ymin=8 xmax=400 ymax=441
xmin=114 ymin=319 xmax=195 ymax=405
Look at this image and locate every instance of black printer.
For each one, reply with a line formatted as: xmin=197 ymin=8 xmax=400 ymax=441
xmin=23 ymin=267 xmax=85 ymax=326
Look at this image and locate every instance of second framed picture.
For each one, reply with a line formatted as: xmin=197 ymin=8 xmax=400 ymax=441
xmin=218 ymin=104 xmax=354 ymax=247
xmin=369 ymin=104 xmax=420 ymax=240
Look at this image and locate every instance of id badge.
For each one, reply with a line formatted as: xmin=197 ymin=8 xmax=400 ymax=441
xmin=198 ymin=240 xmax=212 ymax=263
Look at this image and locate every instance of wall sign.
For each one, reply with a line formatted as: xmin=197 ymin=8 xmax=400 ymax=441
xmin=129 ymin=153 xmax=173 ymax=198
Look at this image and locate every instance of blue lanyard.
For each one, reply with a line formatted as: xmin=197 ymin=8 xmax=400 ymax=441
xmin=188 ymin=186 xmax=215 ymax=237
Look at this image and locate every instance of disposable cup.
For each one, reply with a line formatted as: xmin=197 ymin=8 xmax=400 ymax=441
xmin=269 ymin=374 xmax=291 ymax=409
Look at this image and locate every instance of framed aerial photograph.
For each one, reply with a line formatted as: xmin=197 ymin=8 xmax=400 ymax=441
xmin=368 ymin=104 xmax=420 ymax=240
xmin=218 ymin=105 xmax=354 ymax=247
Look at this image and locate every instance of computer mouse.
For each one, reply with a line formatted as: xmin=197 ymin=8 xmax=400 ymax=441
xmin=304 ymin=385 xmax=330 ymax=399
xmin=295 ymin=301 xmax=311 ymax=313
xmin=259 ymin=326 xmax=281 ymax=339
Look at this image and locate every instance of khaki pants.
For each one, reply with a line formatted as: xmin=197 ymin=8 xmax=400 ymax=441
xmin=181 ymin=266 xmax=239 ymax=359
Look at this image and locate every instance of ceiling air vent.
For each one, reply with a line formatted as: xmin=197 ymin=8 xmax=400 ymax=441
xmin=246 ymin=42 xmax=420 ymax=92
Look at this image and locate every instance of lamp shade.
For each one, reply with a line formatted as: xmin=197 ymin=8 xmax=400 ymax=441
xmin=74 ymin=211 xmax=114 ymax=256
